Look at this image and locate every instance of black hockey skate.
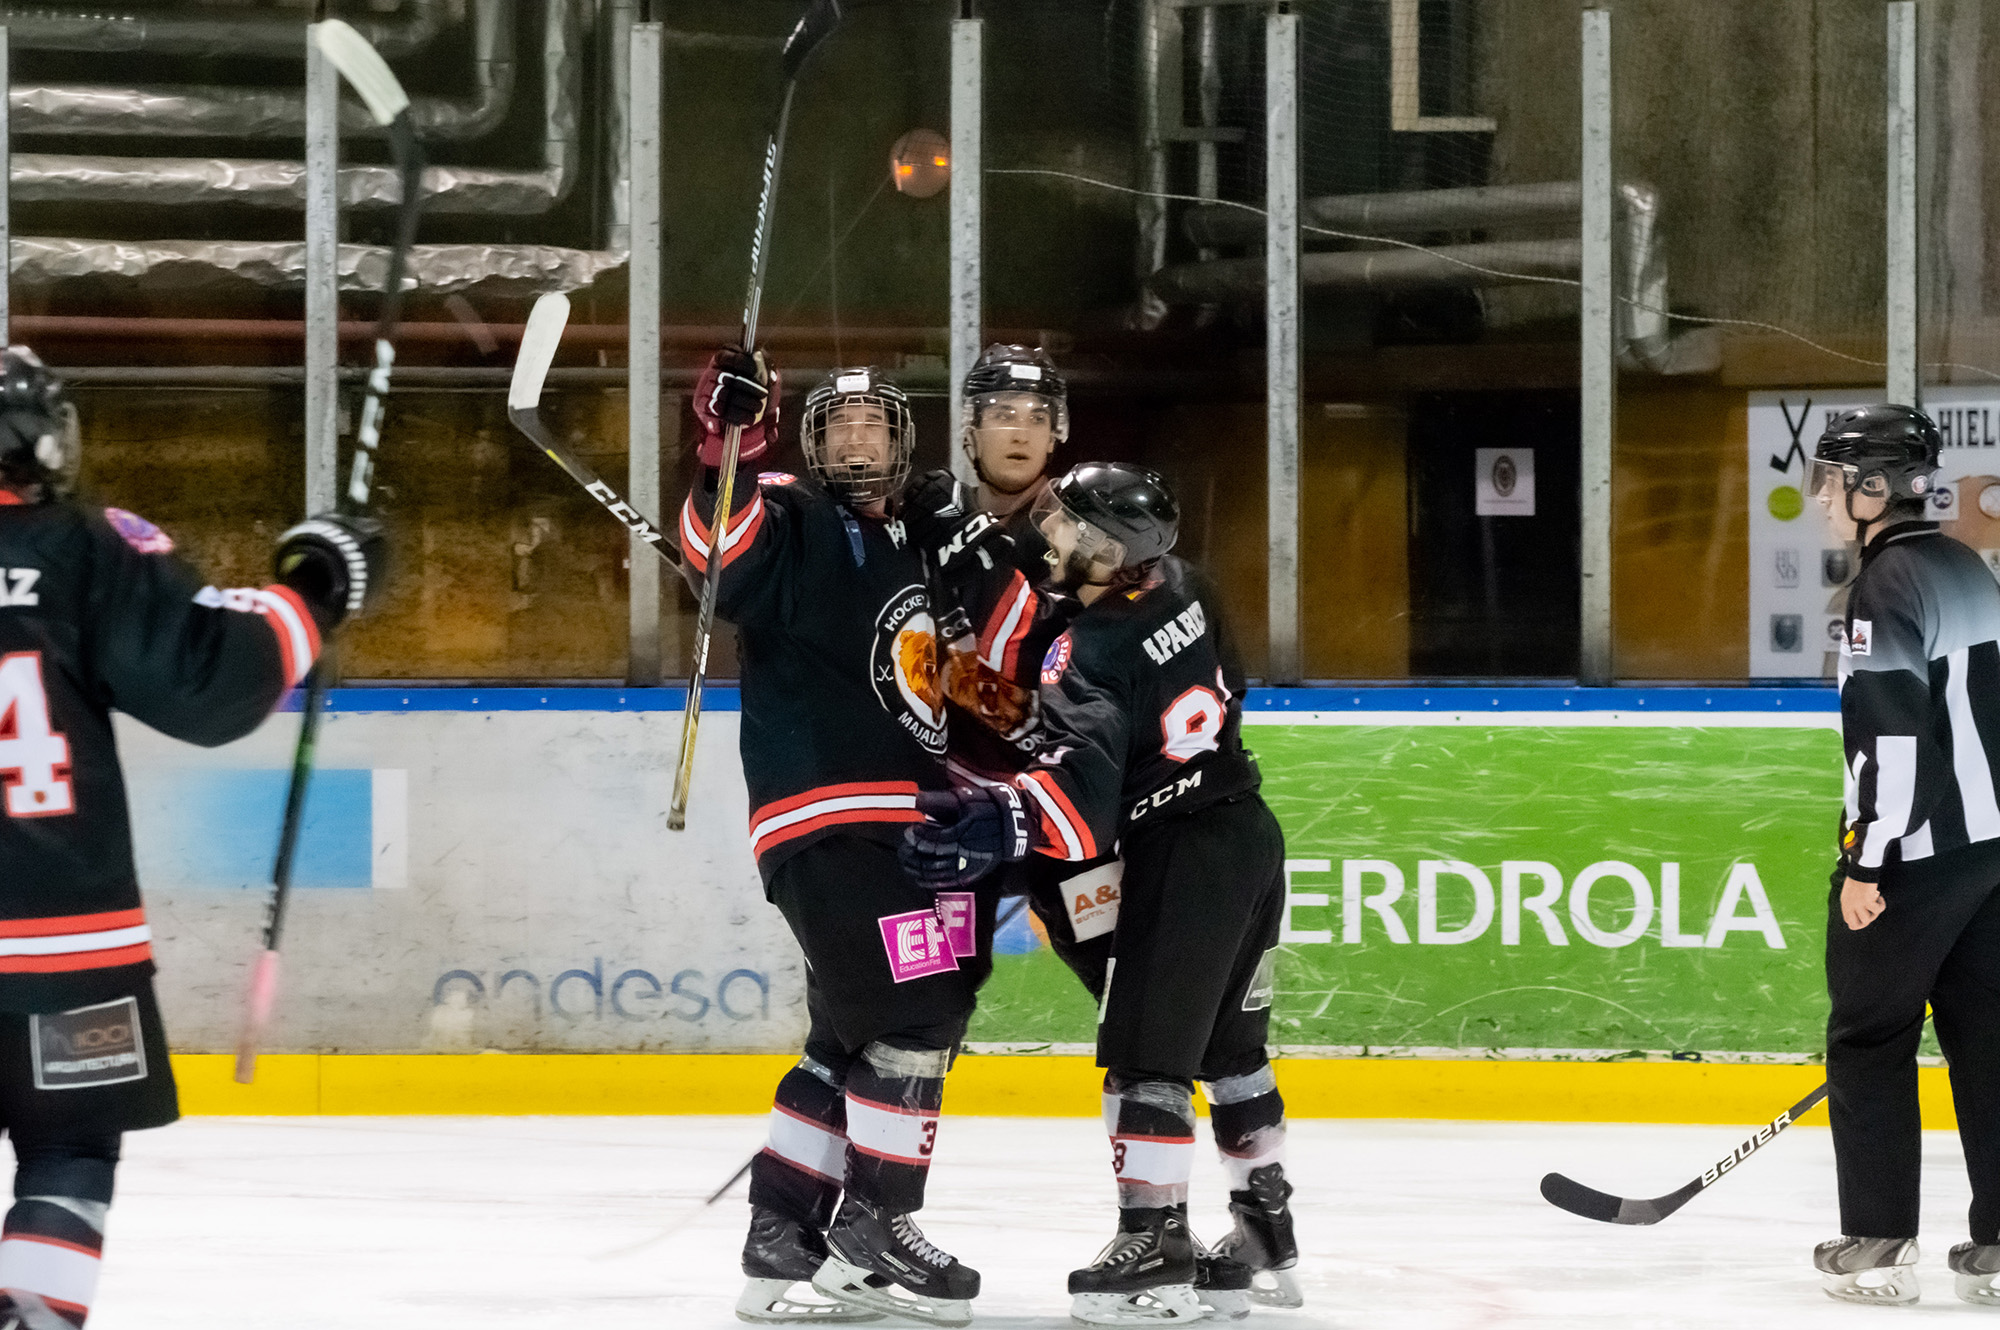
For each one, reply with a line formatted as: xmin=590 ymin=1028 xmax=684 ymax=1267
xmin=812 ymin=1195 xmax=980 ymax=1328
xmin=736 ymin=1206 xmax=885 ymax=1324
xmin=1814 ymin=1236 xmax=1919 ymax=1305
xmin=1068 ymin=1205 xmax=1202 ymax=1325
xmin=1192 ymin=1240 xmax=1254 ymax=1322
xmin=1212 ymin=1162 xmax=1302 ymax=1308
xmin=1949 ymin=1241 xmax=2000 ymax=1305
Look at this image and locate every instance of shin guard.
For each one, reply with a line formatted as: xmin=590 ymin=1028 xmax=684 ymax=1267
xmin=1202 ymin=1064 xmax=1286 ymax=1190
xmin=1104 ymin=1073 xmax=1196 ymax=1210
xmin=1 ymin=1135 xmax=118 ymax=1328
xmin=843 ymin=1042 xmax=950 ymax=1214
xmin=750 ymin=1051 xmax=851 ymax=1230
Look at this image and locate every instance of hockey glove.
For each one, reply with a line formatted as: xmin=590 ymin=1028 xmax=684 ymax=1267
xmin=899 ymin=786 xmax=1031 ymax=890
xmin=275 ymin=513 xmax=388 ymax=631
xmin=898 ymin=470 xmax=1012 ymax=578
xmin=692 ymin=345 xmax=781 ymax=467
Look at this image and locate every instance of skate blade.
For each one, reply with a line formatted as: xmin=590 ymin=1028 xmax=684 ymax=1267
xmin=811 ymin=1255 xmax=974 ymax=1328
xmin=1248 ymin=1266 xmax=1303 ymax=1309
xmin=1820 ymin=1265 xmax=1919 ymax=1306
xmin=1956 ymin=1271 xmax=2000 ymax=1305
xmin=736 ymin=1276 xmax=887 ymax=1324
xmin=1194 ymin=1288 xmax=1252 ymax=1322
xmin=1071 ymin=1284 xmax=1204 ymax=1326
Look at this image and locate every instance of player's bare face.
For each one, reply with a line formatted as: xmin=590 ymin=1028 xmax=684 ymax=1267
xmin=827 ymin=402 xmax=891 ymax=471
xmin=1812 ymin=466 xmax=1887 ymax=542
xmin=972 ymin=393 xmax=1056 ymax=495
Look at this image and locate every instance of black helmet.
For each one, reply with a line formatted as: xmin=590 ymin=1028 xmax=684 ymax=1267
xmin=0 ymin=347 xmax=78 ymax=498
xmin=961 ymin=343 xmax=1068 ymax=443
xmin=1811 ymin=404 xmax=1942 ymax=508
xmin=801 ymin=367 xmax=915 ymax=505
xmin=1033 ymin=462 xmax=1179 ymax=586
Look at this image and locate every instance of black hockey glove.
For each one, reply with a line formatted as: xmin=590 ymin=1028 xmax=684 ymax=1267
xmin=899 ymin=470 xmax=1011 ymax=578
xmin=700 ymin=345 xmax=773 ymax=429
xmin=899 ymin=785 xmax=1031 ymax=890
xmin=275 ymin=513 xmax=388 ymax=631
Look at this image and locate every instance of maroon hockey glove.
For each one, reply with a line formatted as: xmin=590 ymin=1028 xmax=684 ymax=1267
xmin=899 ymin=786 xmax=1030 ymax=890
xmin=692 ymin=345 xmax=780 ymax=467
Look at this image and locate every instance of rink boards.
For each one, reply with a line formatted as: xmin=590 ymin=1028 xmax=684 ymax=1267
xmin=114 ymin=686 xmax=1884 ymax=1122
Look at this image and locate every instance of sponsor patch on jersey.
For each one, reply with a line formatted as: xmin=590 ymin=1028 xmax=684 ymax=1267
xmin=869 ymin=584 xmax=947 ymax=756
xmin=1846 ymin=619 xmax=1872 ymax=657
xmin=1240 ymin=947 xmax=1277 ymax=1012
xmin=1041 ymin=633 xmax=1073 ymax=684
xmin=104 ymin=506 xmax=174 ymax=554
xmin=31 ymin=996 xmax=147 ymax=1090
xmin=933 ymin=891 xmax=978 ymax=959
xmin=1060 ymin=859 xmax=1123 ymax=942
xmin=757 ymin=471 xmax=800 ymax=486
xmin=878 ymin=907 xmax=959 ymax=983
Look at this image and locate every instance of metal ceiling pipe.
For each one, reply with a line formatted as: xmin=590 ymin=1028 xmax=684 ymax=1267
xmin=9 ymin=0 xmax=573 ymax=215
xmin=10 ymin=0 xmax=514 ymax=141
xmin=10 ymin=236 xmax=625 ymax=294
xmin=1149 ymin=238 xmax=1583 ymax=303
xmin=1183 ymin=180 xmax=1584 ymax=248
xmin=1 ymin=0 xmax=451 ymax=59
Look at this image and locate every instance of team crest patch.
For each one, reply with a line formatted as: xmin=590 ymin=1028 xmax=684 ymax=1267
xmin=870 ymin=584 xmax=947 ymax=756
xmin=1846 ymin=619 xmax=1872 ymax=657
xmin=757 ymin=471 xmax=800 ymax=486
xmin=104 ymin=507 xmax=174 ymax=554
xmin=1041 ymin=633 xmax=1073 ymax=685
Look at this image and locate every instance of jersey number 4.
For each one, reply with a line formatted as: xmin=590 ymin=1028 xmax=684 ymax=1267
xmin=1160 ymin=685 xmax=1225 ymax=762
xmin=0 ymin=653 xmax=73 ymax=818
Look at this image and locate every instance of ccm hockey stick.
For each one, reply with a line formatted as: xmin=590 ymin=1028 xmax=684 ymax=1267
xmin=669 ymin=0 xmax=842 ymax=832
xmin=1540 ymin=1081 xmax=1829 ymax=1224
xmin=507 ymin=292 xmax=681 ymax=568
xmin=236 ymin=19 xmax=426 ymax=1084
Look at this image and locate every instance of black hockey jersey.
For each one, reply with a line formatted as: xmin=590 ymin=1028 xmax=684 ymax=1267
xmin=0 ymin=494 xmax=316 ymax=1011
xmin=1015 ymin=556 xmax=1260 ymax=861
xmin=1838 ymin=520 xmax=2000 ymax=881
xmin=680 ymin=466 xmax=952 ymax=880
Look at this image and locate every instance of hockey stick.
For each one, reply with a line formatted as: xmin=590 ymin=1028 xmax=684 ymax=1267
xmin=1539 ymin=1080 xmax=1829 ymax=1224
xmin=236 ymin=19 xmax=426 ymax=1085
xmin=506 ymin=292 xmax=681 ymax=566
xmin=668 ymin=0 xmax=842 ymax=833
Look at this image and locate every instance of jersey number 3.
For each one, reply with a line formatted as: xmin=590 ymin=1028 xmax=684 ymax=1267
xmin=1160 ymin=685 xmax=1225 ymax=762
xmin=0 ymin=653 xmax=74 ymax=818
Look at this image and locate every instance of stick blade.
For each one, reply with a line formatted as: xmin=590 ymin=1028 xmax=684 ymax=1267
xmin=312 ymin=19 xmax=411 ymax=127
xmin=509 ymin=293 xmax=571 ymax=411
xmin=781 ymin=0 xmax=842 ymax=79
xmin=1539 ymin=1171 xmax=1659 ymax=1225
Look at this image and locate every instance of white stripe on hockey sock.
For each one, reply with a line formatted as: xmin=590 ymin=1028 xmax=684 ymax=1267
xmin=0 ymin=1233 xmax=100 ymax=1312
xmin=1219 ymin=1124 xmax=1286 ymax=1190
xmin=1114 ymin=1134 xmax=1196 ymax=1188
xmin=765 ymin=1105 xmax=847 ymax=1184
xmin=844 ymin=1092 xmax=936 ymax=1166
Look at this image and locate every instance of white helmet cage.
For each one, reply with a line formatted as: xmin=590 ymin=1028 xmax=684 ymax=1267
xmin=801 ymin=368 xmax=915 ymax=505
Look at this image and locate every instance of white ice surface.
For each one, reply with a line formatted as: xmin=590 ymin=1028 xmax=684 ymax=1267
xmin=82 ymin=1115 xmax=1983 ymax=1328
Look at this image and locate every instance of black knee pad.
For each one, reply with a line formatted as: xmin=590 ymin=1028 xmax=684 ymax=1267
xmin=11 ymin=1131 xmax=120 ymax=1204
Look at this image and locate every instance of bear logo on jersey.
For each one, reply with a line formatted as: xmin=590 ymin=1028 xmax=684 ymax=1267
xmin=871 ymin=584 xmax=947 ymax=755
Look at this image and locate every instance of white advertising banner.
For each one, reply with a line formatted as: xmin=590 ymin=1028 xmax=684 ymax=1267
xmin=1748 ymin=388 xmax=2000 ymax=677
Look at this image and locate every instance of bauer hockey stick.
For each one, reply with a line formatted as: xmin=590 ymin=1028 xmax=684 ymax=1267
xmin=668 ymin=0 xmax=842 ymax=832
xmin=1540 ymin=1080 xmax=1829 ymax=1224
xmin=507 ymin=293 xmax=681 ymax=567
xmin=236 ymin=19 xmax=426 ymax=1084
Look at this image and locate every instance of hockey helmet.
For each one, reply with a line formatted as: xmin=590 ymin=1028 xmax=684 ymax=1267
xmin=1810 ymin=404 xmax=1942 ymax=510
xmin=801 ymin=367 xmax=915 ymax=506
xmin=0 ymin=347 xmax=78 ymax=499
xmin=1032 ymin=462 xmax=1179 ymax=586
xmin=960 ymin=343 xmax=1069 ymax=443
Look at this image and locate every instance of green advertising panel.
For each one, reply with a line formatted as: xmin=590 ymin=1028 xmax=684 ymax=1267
xmin=968 ymin=719 xmax=1850 ymax=1057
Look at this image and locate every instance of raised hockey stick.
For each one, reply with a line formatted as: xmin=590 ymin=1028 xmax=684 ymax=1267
xmin=668 ymin=0 xmax=842 ymax=833
xmin=1540 ymin=1081 xmax=1829 ymax=1224
xmin=506 ymin=292 xmax=681 ymax=566
xmin=236 ymin=19 xmax=426 ymax=1084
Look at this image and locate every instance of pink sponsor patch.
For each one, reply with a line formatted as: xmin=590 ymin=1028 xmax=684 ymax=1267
xmin=933 ymin=892 xmax=977 ymax=959
xmin=879 ymin=908 xmax=958 ymax=983
xmin=104 ymin=506 xmax=174 ymax=554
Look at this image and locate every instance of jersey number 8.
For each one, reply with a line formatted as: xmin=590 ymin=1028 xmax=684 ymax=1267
xmin=1160 ymin=685 xmax=1225 ymax=763
xmin=0 ymin=653 xmax=74 ymax=818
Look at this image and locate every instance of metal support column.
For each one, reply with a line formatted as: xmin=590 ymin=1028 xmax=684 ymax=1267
xmin=1194 ymin=7 xmax=1221 ymax=261
xmin=1886 ymin=0 xmax=1919 ymax=405
xmin=1265 ymin=8 xmax=1301 ymax=686
xmin=1579 ymin=9 xmax=1614 ymax=685
xmin=949 ymin=11 xmax=982 ymax=483
xmin=628 ymin=19 xmax=663 ymax=684
xmin=303 ymin=28 xmax=339 ymax=515
xmin=0 ymin=27 xmax=11 ymax=345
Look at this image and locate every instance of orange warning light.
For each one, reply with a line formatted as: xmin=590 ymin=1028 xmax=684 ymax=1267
xmin=891 ymin=128 xmax=950 ymax=199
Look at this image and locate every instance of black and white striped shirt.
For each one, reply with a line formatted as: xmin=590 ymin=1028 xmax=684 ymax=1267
xmin=1839 ymin=521 xmax=2000 ymax=881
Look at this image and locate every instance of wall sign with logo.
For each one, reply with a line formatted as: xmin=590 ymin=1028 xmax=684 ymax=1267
xmin=1475 ymin=447 xmax=1535 ymax=516
xmin=1749 ymin=389 xmax=2000 ymax=678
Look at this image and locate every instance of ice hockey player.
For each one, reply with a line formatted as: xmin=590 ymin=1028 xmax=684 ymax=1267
xmin=1809 ymin=403 xmax=2000 ymax=1307
xmin=960 ymin=342 xmax=1067 ymax=546
xmin=900 ymin=463 xmax=1301 ymax=1324
xmin=682 ymin=349 xmax=991 ymax=1327
xmin=0 ymin=346 xmax=381 ymax=1328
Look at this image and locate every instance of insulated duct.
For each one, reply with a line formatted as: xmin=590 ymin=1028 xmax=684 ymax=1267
xmin=0 ymin=1 xmax=451 ymax=59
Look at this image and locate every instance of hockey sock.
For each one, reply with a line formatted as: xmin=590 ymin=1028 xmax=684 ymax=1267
xmin=750 ymin=1048 xmax=851 ymax=1229
xmin=1104 ymin=1072 xmax=1196 ymax=1209
xmin=1202 ymin=1063 xmax=1287 ymax=1190
xmin=843 ymin=1040 xmax=951 ymax=1214
xmin=0 ymin=1134 xmax=118 ymax=1328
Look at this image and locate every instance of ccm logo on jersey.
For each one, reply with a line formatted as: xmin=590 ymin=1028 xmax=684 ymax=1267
xmin=1843 ymin=619 xmax=1872 ymax=656
xmin=0 ymin=568 xmax=40 ymax=607
xmin=1129 ymin=768 xmax=1202 ymax=822
xmin=1141 ymin=600 xmax=1207 ymax=666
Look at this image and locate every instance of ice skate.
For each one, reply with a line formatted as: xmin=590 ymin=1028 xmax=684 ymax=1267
xmin=812 ymin=1194 xmax=979 ymax=1328
xmin=1068 ymin=1206 xmax=1203 ymax=1325
xmin=1814 ymin=1236 xmax=1919 ymax=1305
xmin=1950 ymin=1241 xmax=2000 ymax=1305
xmin=736 ymin=1206 xmax=885 ymax=1324
xmin=1192 ymin=1240 xmax=1253 ymax=1322
xmin=1212 ymin=1162 xmax=1302 ymax=1308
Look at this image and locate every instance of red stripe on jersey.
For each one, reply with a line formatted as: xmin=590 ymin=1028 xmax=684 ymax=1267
xmin=0 ymin=909 xmax=144 ymax=939
xmin=976 ymin=572 xmax=1034 ymax=676
xmin=257 ymin=584 xmax=320 ymax=687
xmin=0 ymin=942 xmax=152 ymax=974
xmin=1019 ymin=769 xmax=1097 ymax=861
xmin=752 ymin=781 xmax=922 ymax=823
xmin=0 ymin=490 xmax=23 ymax=506
xmin=680 ymin=490 xmax=767 ymax=575
xmin=752 ymin=806 xmax=924 ymax=861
